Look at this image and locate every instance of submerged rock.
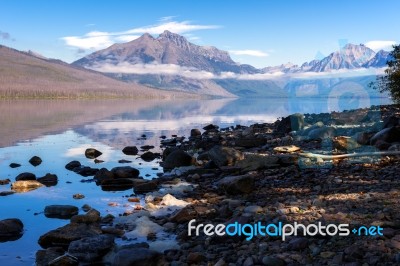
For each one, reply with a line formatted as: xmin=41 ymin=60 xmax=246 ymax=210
xmin=133 ymin=181 xmax=158 ymax=194
xmin=29 ymin=156 xmax=42 ymax=166
xmin=65 ymin=160 xmax=81 ymax=171
xmin=100 ymin=179 xmax=135 ymax=191
xmin=37 ymin=173 xmax=58 ymax=187
xmin=15 ymin=172 xmax=36 ymax=181
xmin=9 ymin=163 xmax=21 ymax=168
xmin=0 ymin=218 xmax=24 ymax=242
xmin=140 ymin=151 xmax=158 ymax=162
xmin=11 ymin=180 xmax=44 ymax=192
xmin=35 ymin=247 xmax=65 ymax=266
xmin=73 ymin=166 xmax=99 ymax=177
xmin=122 ymin=146 xmax=139 ymax=155
xmin=85 ymin=148 xmax=102 ymax=159
xmin=70 ymin=209 xmax=101 ymax=224
xmin=111 ymin=166 xmax=140 ymax=179
xmin=44 ymin=205 xmax=79 ymax=219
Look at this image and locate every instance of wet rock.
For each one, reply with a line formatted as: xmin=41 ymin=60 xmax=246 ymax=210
xmin=170 ymin=207 xmax=197 ymax=223
xmin=73 ymin=166 xmax=99 ymax=177
xmin=118 ymin=159 xmax=132 ymax=163
xmin=111 ymin=166 xmax=140 ymax=179
xmin=308 ymin=126 xmax=336 ymax=140
xmin=15 ymin=172 xmax=36 ymax=181
xmin=48 ymin=254 xmax=79 ymax=266
xmin=203 ymin=124 xmax=219 ymax=130
xmin=128 ymin=197 xmax=140 ymax=203
xmin=29 ymin=156 xmax=42 ymax=166
xmin=0 ymin=191 xmax=14 ymax=196
xmin=65 ymin=160 xmax=81 ymax=171
xmin=100 ymin=178 xmax=134 ymax=191
xmin=73 ymin=193 xmax=85 ymax=199
xmin=217 ymin=174 xmax=254 ymax=194
xmin=70 ymin=209 xmax=101 ymax=224
xmin=190 ymin=128 xmax=201 ymax=137
xmin=0 ymin=218 xmax=24 ymax=242
xmin=244 ymin=205 xmax=263 ymax=214
xmin=105 ymin=246 xmax=163 ymax=266
xmin=38 ymin=222 xmax=101 ymax=248
xmin=0 ymin=179 xmax=10 ymax=185
xmin=370 ymin=126 xmax=400 ymax=146
xmin=9 ymin=163 xmax=21 ymax=168
xmin=122 ymin=146 xmax=139 ymax=155
xmin=134 ymin=181 xmax=158 ymax=194
xmin=94 ymin=158 xmax=104 ymax=164
xmin=208 ymin=146 xmax=244 ymax=167
xmin=11 ymin=180 xmax=44 ymax=192
xmin=287 ymin=237 xmax=309 ymax=251
xmin=44 ymin=205 xmax=79 ymax=219
xmin=94 ymin=168 xmax=115 ymax=182
xmin=85 ymin=148 xmax=102 ymax=159
xmin=68 ymin=234 xmax=114 ymax=262
xmin=187 ymin=252 xmax=205 ymax=264
xmin=163 ymin=150 xmax=193 ymax=170
xmin=277 ymin=113 xmax=305 ymax=133
xmin=37 ymin=173 xmax=58 ymax=187
xmin=140 ymin=151 xmax=157 ymax=162
xmin=262 ymin=256 xmax=286 ymax=266
xmin=140 ymin=145 xmax=155 ymax=150
xmin=35 ymin=247 xmax=65 ymax=266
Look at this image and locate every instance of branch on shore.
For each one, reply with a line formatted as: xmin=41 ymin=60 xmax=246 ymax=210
xmin=298 ymin=151 xmax=400 ymax=160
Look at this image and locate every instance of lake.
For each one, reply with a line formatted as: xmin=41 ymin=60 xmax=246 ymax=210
xmin=0 ymin=96 xmax=392 ymax=265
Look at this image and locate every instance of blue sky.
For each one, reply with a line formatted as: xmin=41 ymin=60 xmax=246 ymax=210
xmin=0 ymin=0 xmax=399 ymax=68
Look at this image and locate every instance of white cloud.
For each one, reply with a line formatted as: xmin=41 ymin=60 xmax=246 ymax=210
xmin=365 ymin=40 xmax=396 ymax=51
xmin=229 ymin=50 xmax=269 ymax=57
xmin=289 ymin=67 xmax=386 ymax=79
xmin=62 ymin=19 xmax=220 ymax=50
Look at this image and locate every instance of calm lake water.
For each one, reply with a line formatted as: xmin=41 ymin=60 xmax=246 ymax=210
xmin=0 ymin=96 xmax=392 ymax=265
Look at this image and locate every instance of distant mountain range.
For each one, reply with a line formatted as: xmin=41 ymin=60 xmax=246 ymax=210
xmin=0 ymin=31 xmax=393 ymax=98
xmin=73 ymin=31 xmax=392 ymax=97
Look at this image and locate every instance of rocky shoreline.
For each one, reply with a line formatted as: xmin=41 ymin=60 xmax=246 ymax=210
xmin=1 ymin=104 xmax=400 ymax=265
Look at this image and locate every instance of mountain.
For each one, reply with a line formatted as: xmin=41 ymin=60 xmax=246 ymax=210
xmin=0 ymin=45 xmax=187 ymax=99
xmin=362 ymin=50 xmax=392 ymax=68
xmin=74 ymin=30 xmax=259 ymax=74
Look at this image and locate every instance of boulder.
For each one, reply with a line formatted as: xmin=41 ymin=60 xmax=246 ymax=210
xmin=163 ymin=150 xmax=193 ymax=170
xmin=48 ymin=254 xmax=79 ymax=266
xmin=70 ymin=209 xmax=101 ymax=224
xmin=37 ymin=173 xmax=58 ymax=187
xmin=140 ymin=151 xmax=157 ymax=162
xmin=29 ymin=156 xmax=42 ymax=166
xmin=65 ymin=161 xmax=81 ymax=171
xmin=94 ymin=168 xmax=115 ymax=182
xmin=217 ymin=175 xmax=254 ymax=195
xmin=15 ymin=172 xmax=36 ymax=181
xmin=100 ymin=179 xmax=134 ymax=191
xmin=354 ymin=131 xmax=375 ymax=145
xmin=73 ymin=166 xmax=99 ymax=177
xmin=0 ymin=218 xmax=24 ymax=242
xmin=11 ymin=180 xmax=44 ymax=192
xmin=333 ymin=136 xmax=360 ymax=151
xmin=308 ymin=126 xmax=336 ymax=140
xmin=35 ymin=247 xmax=65 ymax=266
xmin=277 ymin=113 xmax=305 ymax=133
xmin=170 ymin=207 xmax=197 ymax=223
xmin=370 ymin=126 xmax=400 ymax=146
xmin=68 ymin=234 xmax=114 ymax=262
xmin=38 ymin=223 xmax=101 ymax=248
xmin=44 ymin=205 xmax=79 ymax=219
xmin=122 ymin=146 xmax=139 ymax=155
xmin=111 ymin=166 xmax=140 ymax=179
xmin=85 ymin=148 xmax=102 ymax=159
xmin=190 ymin=128 xmax=202 ymax=137
xmin=208 ymin=146 xmax=244 ymax=167
xmin=203 ymin=124 xmax=219 ymax=131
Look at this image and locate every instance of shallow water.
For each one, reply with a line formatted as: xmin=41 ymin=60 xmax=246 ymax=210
xmin=0 ymin=96 xmax=392 ymax=265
